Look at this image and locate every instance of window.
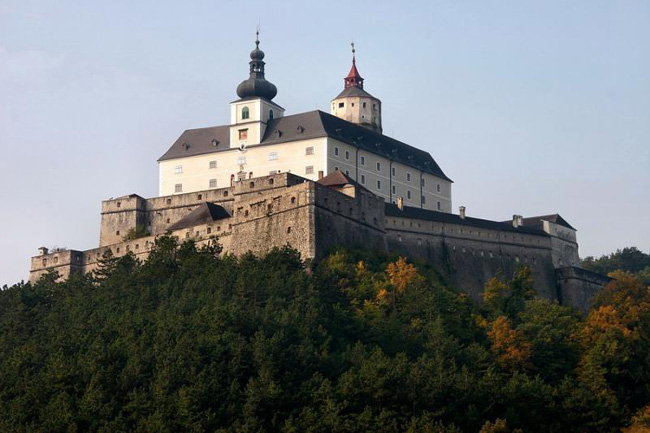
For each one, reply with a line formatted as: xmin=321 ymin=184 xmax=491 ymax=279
xmin=237 ymin=156 xmax=246 ymax=165
xmin=345 ymin=170 xmax=350 ymax=175
xmin=334 ymin=147 xmax=339 ymax=156
xmin=421 ymin=196 xmax=426 ymax=204
xmin=360 ymin=156 xmax=365 ymax=165
xmin=305 ymin=166 xmax=314 ymax=175
xmin=407 ymin=190 xmax=412 ymax=199
xmin=338 ymin=102 xmax=344 ymax=108
xmin=345 ymin=150 xmax=350 ymax=160
xmin=392 ymin=185 xmax=396 ymax=194
xmin=174 ymin=165 xmax=183 ymax=174
xmin=269 ymin=109 xmax=274 ymax=120
xmin=175 ymin=184 xmax=182 ymax=193
xmin=209 ymin=160 xmax=217 ymax=169
xmin=373 ymin=104 xmax=377 ymax=110
xmin=268 ymin=152 xmax=278 ymax=161
xmin=376 ymin=162 xmax=381 ymax=171
xmin=241 ymin=106 xmax=249 ymax=120
xmin=305 ymin=146 xmax=314 ymax=155
xmin=351 ymin=103 xmax=355 ymax=107
xmin=406 ymin=172 xmax=411 ymax=182
xmin=238 ymin=129 xmax=248 ymax=140
xmin=392 ymin=167 xmax=396 ymax=176
xmin=437 ymin=184 xmax=441 ymax=193
xmin=116 ymin=230 xmax=120 ymax=236
xmin=116 ymin=202 xmax=121 ymax=208
xmin=437 ymin=201 xmax=441 ymax=211
xmin=363 ymin=102 xmax=366 ymax=108
xmin=360 ymin=174 xmax=365 ymax=184
xmin=209 ymin=179 xmax=217 ymax=188
xmin=377 ymin=180 xmax=381 ymax=190
xmin=334 ymin=166 xmax=339 ymax=171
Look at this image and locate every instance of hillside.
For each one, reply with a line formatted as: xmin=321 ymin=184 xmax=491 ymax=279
xmin=1 ymin=236 xmax=649 ymax=432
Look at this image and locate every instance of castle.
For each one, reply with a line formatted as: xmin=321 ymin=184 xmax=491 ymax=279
xmin=29 ymin=36 xmax=609 ymax=312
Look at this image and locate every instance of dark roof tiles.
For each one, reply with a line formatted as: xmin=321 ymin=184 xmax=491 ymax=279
xmin=167 ymin=202 xmax=231 ymax=232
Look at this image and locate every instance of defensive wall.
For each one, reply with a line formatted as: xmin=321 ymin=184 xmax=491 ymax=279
xmin=30 ymin=172 xmax=608 ymax=311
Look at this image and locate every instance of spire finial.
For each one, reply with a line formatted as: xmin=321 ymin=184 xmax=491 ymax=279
xmin=255 ymin=25 xmax=260 ymax=48
xmin=351 ymin=42 xmax=356 ymax=63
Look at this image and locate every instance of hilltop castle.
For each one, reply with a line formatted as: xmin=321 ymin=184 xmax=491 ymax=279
xmin=30 ymin=37 xmax=609 ymax=312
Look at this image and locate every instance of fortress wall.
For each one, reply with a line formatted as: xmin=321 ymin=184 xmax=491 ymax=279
xmin=556 ymin=267 xmax=613 ymax=314
xmin=230 ymin=181 xmax=316 ymax=260
xmin=99 ymin=195 xmax=148 ymax=247
xmin=29 ymin=249 xmax=85 ymax=283
xmin=312 ymin=183 xmax=387 ymax=258
xmin=384 ymin=216 xmax=557 ymax=301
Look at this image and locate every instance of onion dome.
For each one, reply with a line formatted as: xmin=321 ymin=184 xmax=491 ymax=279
xmin=236 ymin=32 xmax=277 ymax=100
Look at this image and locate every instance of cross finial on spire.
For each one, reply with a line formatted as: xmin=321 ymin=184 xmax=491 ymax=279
xmin=255 ymin=24 xmax=260 ymax=48
xmin=351 ymin=42 xmax=356 ymax=63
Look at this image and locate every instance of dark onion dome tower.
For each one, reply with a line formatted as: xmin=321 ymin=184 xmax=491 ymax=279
xmin=236 ymin=32 xmax=278 ymax=101
xmin=331 ymin=43 xmax=382 ymax=133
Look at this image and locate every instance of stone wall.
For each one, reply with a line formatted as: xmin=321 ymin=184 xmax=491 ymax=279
xmin=556 ymin=267 xmax=613 ymax=314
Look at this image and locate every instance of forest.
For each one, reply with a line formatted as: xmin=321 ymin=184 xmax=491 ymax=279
xmin=1 ymin=236 xmax=649 ymax=432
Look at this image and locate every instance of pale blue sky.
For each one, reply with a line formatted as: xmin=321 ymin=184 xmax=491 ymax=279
xmin=1 ymin=0 xmax=648 ymax=285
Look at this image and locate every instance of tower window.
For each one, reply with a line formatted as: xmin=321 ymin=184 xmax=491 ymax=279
xmin=305 ymin=166 xmax=314 ymax=175
xmin=421 ymin=196 xmax=426 ymax=204
xmin=345 ymin=150 xmax=350 ymax=160
xmin=338 ymin=102 xmax=344 ymax=108
xmin=209 ymin=179 xmax=217 ymax=188
xmin=406 ymin=172 xmax=411 ymax=182
xmin=361 ymin=174 xmax=365 ymax=184
xmin=351 ymin=103 xmax=355 ymax=107
xmin=269 ymin=152 xmax=278 ymax=161
xmin=238 ymin=129 xmax=248 ymax=140
xmin=174 ymin=165 xmax=183 ymax=174
xmin=392 ymin=185 xmax=396 ymax=194
xmin=363 ymin=102 xmax=367 ymax=108
xmin=437 ymin=201 xmax=441 ymax=211
xmin=209 ymin=160 xmax=217 ymax=169
xmin=360 ymin=156 xmax=365 ymax=166
xmin=175 ymin=184 xmax=182 ymax=193
xmin=376 ymin=162 xmax=381 ymax=171
xmin=305 ymin=146 xmax=314 ymax=155
xmin=377 ymin=180 xmax=381 ymax=190
xmin=373 ymin=104 xmax=377 ymax=110
xmin=421 ymin=178 xmax=425 ymax=187
xmin=241 ymin=106 xmax=250 ymax=120
xmin=407 ymin=190 xmax=412 ymax=199
xmin=269 ymin=109 xmax=274 ymax=120
xmin=437 ymin=184 xmax=441 ymax=193
xmin=392 ymin=167 xmax=396 ymax=176
xmin=334 ymin=147 xmax=339 ymax=156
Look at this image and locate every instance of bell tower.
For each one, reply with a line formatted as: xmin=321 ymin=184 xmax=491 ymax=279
xmin=331 ymin=43 xmax=382 ymax=133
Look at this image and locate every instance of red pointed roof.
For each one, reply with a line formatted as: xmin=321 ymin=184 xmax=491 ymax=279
xmin=344 ymin=58 xmax=364 ymax=89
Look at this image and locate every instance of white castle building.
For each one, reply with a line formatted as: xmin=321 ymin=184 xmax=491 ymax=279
xmin=157 ymin=38 xmax=453 ymax=212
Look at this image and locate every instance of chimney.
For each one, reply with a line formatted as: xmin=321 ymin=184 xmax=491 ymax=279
xmin=459 ymin=206 xmax=466 ymax=219
xmin=318 ymin=170 xmax=324 ymax=180
xmin=397 ymin=196 xmax=404 ymax=211
xmin=512 ymin=214 xmax=523 ymax=228
xmin=38 ymin=247 xmax=49 ymax=256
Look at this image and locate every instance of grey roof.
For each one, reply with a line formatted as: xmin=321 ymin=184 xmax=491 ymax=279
xmin=158 ymin=110 xmax=451 ymax=181
xmin=167 ymin=202 xmax=231 ymax=231
xmin=385 ymin=204 xmax=549 ymax=236
xmin=521 ymin=214 xmax=576 ymax=231
xmin=334 ymin=86 xmax=378 ymax=99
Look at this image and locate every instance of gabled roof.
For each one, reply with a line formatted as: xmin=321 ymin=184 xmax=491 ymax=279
xmin=385 ymin=204 xmax=549 ymax=236
xmin=167 ymin=202 xmax=231 ymax=232
xmin=317 ymin=169 xmax=365 ymax=190
xmin=158 ymin=110 xmax=451 ymax=182
xmin=521 ymin=214 xmax=576 ymax=231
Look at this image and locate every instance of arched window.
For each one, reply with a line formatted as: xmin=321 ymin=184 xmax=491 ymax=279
xmin=242 ymin=106 xmax=250 ymax=120
xmin=269 ymin=109 xmax=274 ymax=120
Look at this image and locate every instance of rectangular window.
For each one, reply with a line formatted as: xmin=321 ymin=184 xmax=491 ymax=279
xmin=305 ymin=146 xmax=314 ymax=155
xmin=338 ymin=102 xmax=344 ymax=108
xmin=407 ymin=190 xmax=411 ymax=199
xmin=209 ymin=160 xmax=217 ymax=169
xmin=360 ymin=156 xmax=365 ymax=165
xmin=376 ymin=162 xmax=381 ymax=171
xmin=175 ymin=184 xmax=182 ymax=193
xmin=361 ymin=174 xmax=365 ymax=184
xmin=209 ymin=179 xmax=217 ymax=188
xmin=392 ymin=167 xmax=396 ymax=176
xmin=238 ymin=129 xmax=248 ymax=140
xmin=305 ymin=165 xmax=314 ymax=175
xmin=406 ymin=172 xmax=411 ymax=182
xmin=377 ymin=180 xmax=381 ymax=190
xmin=421 ymin=178 xmax=425 ymax=187
xmin=362 ymin=102 xmax=367 ymax=108
xmin=345 ymin=150 xmax=350 ymax=160
xmin=437 ymin=201 xmax=442 ymax=211
xmin=174 ymin=165 xmax=183 ymax=174
xmin=334 ymin=147 xmax=339 ymax=156
xmin=268 ymin=152 xmax=278 ymax=161
xmin=237 ymin=156 xmax=246 ymax=165
xmin=421 ymin=196 xmax=426 ymax=204
xmin=392 ymin=185 xmax=396 ymax=194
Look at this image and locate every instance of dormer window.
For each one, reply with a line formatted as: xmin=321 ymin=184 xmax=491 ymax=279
xmin=242 ymin=106 xmax=250 ymax=120
xmin=269 ymin=109 xmax=274 ymax=120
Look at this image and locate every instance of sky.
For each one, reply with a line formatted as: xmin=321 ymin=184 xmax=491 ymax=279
xmin=1 ymin=0 xmax=648 ymax=286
